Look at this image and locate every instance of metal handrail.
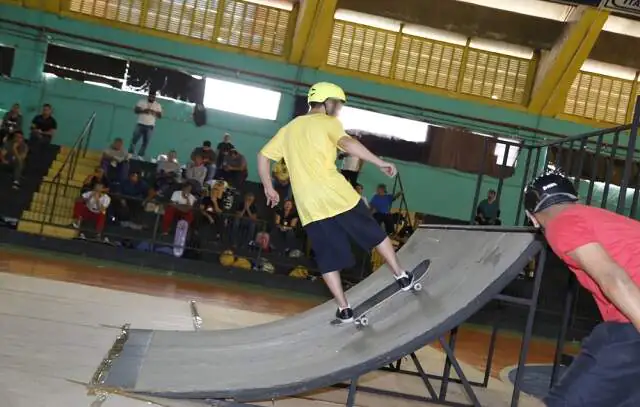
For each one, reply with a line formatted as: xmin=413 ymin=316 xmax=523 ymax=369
xmin=40 ymin=112 xmax=96 ymax=229
xmin=51 ymin=112 xmax=96 ymax=181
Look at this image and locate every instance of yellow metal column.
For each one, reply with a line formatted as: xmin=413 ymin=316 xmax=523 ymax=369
xmin=288 ymin=0 xmax=337 ymax=67
xmin=528 ymin=6 xmax=609 ymax=116
xmin=23 ymin=0 xmax=61 ymax=13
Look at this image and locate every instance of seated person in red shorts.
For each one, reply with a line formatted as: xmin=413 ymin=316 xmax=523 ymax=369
xmin=162 ymin=183 xmax=197 ymax=235
xmin=524 ymin=172 xmax=640 ymax=407
xmin=72 ymin=182 xmax=111 ymax=242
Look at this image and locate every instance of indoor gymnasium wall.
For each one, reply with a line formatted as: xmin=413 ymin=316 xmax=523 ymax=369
xmin=0 ymin=4 xmax=598 ymax=223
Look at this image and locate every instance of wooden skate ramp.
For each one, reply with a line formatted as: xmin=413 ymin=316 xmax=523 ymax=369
xmin=98 ymin=225 xmax=542 ymax=402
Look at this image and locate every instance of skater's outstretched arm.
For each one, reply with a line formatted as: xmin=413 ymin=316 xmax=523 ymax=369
xmin=338 ymin=136 xmax=397 ymax=177
xmin=570 ymin=242 xmax=640 ymax=332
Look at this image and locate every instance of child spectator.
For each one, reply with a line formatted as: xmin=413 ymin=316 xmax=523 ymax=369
xmin=0 ymin=130 xmax=28 ymax=189
xmin=72 ymin=183 xmax=111 ymax=242
xmin=81 ymin=167 xmax=110 ymax=194
xmin=162 ymin=183 xmax=197 ymax=235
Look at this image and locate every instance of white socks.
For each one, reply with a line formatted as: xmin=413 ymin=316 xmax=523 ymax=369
xmin=394 ymin=271 xmax=409 ymax=280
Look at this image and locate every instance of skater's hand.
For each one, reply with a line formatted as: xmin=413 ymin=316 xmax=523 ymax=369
xmin=264 ymin=185 xmax=280 ymax=208
xmin=378 ymin=161 xmax=397 ymax=177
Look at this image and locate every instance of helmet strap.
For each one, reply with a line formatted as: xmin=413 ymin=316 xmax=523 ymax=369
xmin=534 ymin=193 xmax=578 ymax=213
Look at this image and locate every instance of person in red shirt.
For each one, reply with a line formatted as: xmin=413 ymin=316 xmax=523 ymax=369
xmin=524 ymin=172 xmax=640 ymax=407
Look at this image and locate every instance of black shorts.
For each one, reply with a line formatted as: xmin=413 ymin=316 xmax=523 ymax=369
xmin=304 ymin=201 xmax=387 ymax=274
xmin=544 ymin=322 xmax=640 ymax=407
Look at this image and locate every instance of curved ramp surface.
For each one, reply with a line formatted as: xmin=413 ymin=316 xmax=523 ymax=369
xmin=99 ymin=226 xmax=541 ymax=401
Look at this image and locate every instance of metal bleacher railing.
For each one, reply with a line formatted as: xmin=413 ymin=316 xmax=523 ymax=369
xmin=34 ymin=112 xmax=96 ymax=234
xmin=467 ymin=95 xmax=640 ymax=391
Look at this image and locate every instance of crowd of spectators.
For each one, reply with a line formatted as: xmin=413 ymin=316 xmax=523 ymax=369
xmin=1 ymin=98 xmax=414 ymax=270
xmin=74 ymin=130 xmax=304 ymax=258
xmin=1 ymin=102 xmax=59 ymax=189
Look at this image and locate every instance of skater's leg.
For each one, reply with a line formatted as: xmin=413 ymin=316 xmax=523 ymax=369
xmin=374 ymin=236 xmax=403 ymax=276
xmin=304 ymin=216 xmax=355 ymax=318
xmin=322 ymin=271 xmax=349 ymax=309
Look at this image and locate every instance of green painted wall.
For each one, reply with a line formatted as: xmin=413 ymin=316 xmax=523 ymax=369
xmin=0 ymin=4 xmax=606 ymax=224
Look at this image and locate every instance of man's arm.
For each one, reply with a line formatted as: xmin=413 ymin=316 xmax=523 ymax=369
xmin=257 ymin=153 xmax=274 ymax=188
xmin=569 ymin=243 xmax=640 ymax=331
xmin=337 ymin=137 xmax=385 ymax=168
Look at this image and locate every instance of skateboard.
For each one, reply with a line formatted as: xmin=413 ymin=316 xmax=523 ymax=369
xmin=173 ymin=219 xmax=189 ymax=257
xmin=331 ymin=259 xmax=431 ymax=327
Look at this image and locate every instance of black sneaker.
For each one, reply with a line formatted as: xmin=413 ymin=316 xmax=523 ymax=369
xmin=335 ymin=307 xmax=354 ymax=323
xmin=396 ymin=271 xmax=415 ymax=292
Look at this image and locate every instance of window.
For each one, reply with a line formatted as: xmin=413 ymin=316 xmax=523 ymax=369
xmin=476 ymin=133 xmax=520 ymax=167
xmin=45 ymin=44 xmax=126 ymax=88
xmin=203 ymin=78 xmax=281 ymax=120
xmin=339 ymin=106 xmax=429 ymax=143
xmin=0 ymin=45 xmax=16 ymax=77
xmin=494 ymin=138 xmax=520 ymax=167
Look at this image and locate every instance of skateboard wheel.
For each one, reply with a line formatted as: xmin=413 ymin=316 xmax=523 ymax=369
xmin=413 ymin=283 xmax=423 ymax=291
xmin=359 ymin=317 xmax=369 ymax=326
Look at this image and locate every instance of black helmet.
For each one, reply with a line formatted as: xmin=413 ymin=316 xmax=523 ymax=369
xmin=524 ymin=172 xmax=578 ymax=213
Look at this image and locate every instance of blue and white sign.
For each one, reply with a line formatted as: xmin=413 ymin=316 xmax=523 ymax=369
xmin=604 ymin=0 xmax=640 ymax=15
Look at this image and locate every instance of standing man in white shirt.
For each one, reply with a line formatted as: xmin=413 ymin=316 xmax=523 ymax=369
xmin=72 ymin=182 xmax=111 ymax=242
xmin=129 ymin=90 xmax=163 ymax=159
xmin=340 ymin=133 xmax=363 ymax=186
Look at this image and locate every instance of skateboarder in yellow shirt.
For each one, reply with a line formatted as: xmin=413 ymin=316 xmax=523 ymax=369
xmin=257 ymin=82 xmax=415 ymax=323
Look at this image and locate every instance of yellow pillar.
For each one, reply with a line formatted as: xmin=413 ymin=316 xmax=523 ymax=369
xmin=528 ymin=6 xmax=609 ymax=116
xmin=288 ymin=0 xmax=337 ymax=68
xmin=23 ymin=0 xmax=61 ymax=13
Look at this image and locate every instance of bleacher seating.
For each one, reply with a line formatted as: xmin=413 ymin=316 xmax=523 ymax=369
xmin=0 ymin=143 xmax=59 ymax=225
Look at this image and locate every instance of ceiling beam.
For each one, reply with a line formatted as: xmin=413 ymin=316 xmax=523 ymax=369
xmin=528 ymin=6 xmax=609 ymax=116
xmin=288 ymin=0 xmax=338 ymax=67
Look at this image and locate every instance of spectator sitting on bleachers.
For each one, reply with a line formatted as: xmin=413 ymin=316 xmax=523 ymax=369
xmin=154 ymin=150 xmax=181 ymax=197
xmin=272 ymin=159 xmax=291 ymax=200
xmin=81 ymin=166 xmax=110 ymax=194
xmin=191 ymin=141 xmax=216 ymax=184
xmin=101 ymin=138 xmax=130 ymax=183
xmin=0 ymin=130 xmax=28 ymax=189
xmin=355 ymin=183 xmax=369 ymax=208
xmin=232 ymin=192 xmax=258 ymax=247
xmin=1 ymin=103 xmax=23 ymax=143
xmin=215 ymin=133 xmax=234 ymax=171
xmin=219 ymin=148 xmax=247 ymax=188
xmin=162 ymin=183 xmax=197 ymax=236
xmin=30 ymin=104 xmax=57 ymax=146
xmin=195 ymin=180 xmax=226 ymax=241
xmin=270 ymin=199 xmax=300 ymax=254
xmin=475 ymin=189 xmax=501 ymax=225
xmin=185 ymin=154 xmax=207 ymax=195
xmin=370 ymin=184 xmax=403 ymax=235
xmin=72 ymin=182 xmax=111 ymax=242
xmin=113 ymin=172 xmax=150 ymax=227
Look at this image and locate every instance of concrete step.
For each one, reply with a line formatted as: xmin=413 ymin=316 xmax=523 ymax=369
xmin=18 ymin=220 xmax=78 ymax=239
xmin=59 ymin=146 xmax=103 ymax=161
xmin=38 ymin=183 xmax=82 ymax=198
xmin=50 ymin=159 xmax=98 ymax=174
xmin=42 ymin=176 xmax=84 ymax=188
xmin=31 ymin=192 xmax=77 ymax=207
xmin=25 ymin=202 xmax=74 ymax=219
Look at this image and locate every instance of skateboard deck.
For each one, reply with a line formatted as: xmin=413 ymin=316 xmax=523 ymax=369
xmin=331 ymin=259 xmax=431 ymax=327
xmin=173 ymin=219 xmax=189 ymax=257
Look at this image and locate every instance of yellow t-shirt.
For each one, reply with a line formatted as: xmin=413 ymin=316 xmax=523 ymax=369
xmin=260 ymin=114 xmax=360 ymax=226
